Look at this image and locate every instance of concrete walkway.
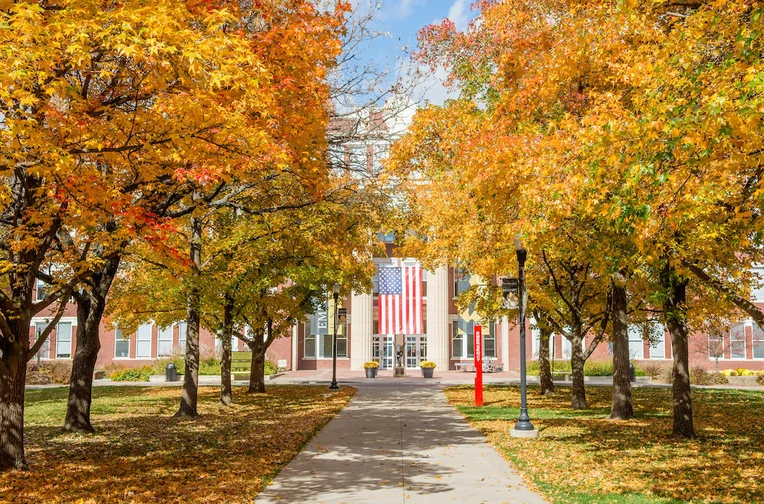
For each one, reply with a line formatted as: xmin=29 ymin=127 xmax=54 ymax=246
xmin=256 ymin=382 xmax=548 ymax=504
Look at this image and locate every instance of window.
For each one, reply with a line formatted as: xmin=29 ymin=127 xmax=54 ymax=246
xmin=136 ymin=324 xmax=152 ymax=359
xmin=484 ymin=321 xmax=496 ymax=359
xmin=454 ymin=268 xmax=470 ymax=297
xmin=350 ymin=144 xmax=367 ymax=171
xmin=34 ymin=322 xmax=50 ymax=359
xmin=751 ymin=267 xmax=764 ymax=301
xmin=55 ymin=322 xmax=72 ymax=359
xmin=35 ymin=279 xmax=48 ymax=302
xmin=372 ymin=143 xmax=389 ymax=176
xmin=628 ymin=325 xmax=644 ymax=359
xmin=452 ymin=321 xmax=464 ymax=358
xmin=304 ymin=334 xmax=346 ymax=358
xmin=729 ymin=323 xmax=746 ymax=359
xmin=753 ymin=323 xmax=764 ymax=359
xmin=648 ymin=322 xmax=666 ymax=359
xmin=451 ymin=318 xmax=484 ymax=359
xmin=178 ymin=322 xmax=187 ymax=351
xmin=115 ymin=329 xmax=129 ymax=358
xmin=157 ymin=326 xmax=173 ymax=357
xmin=304 ymin=334 xmax=316 ymax=358
xmin=708 ymin=333 xmax=724 ymax=360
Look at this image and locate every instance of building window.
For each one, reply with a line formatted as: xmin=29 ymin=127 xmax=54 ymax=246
xmin=304 ymin=334 xmax=346 ymax=358
xmin=484 ymin=321 xmax=496 ymax=359
xmin=136 ymin=324 xmax=152 ymax=359
xmin=628 ymin=325 xmax=644 ymax=359
xmin=751 ymin=267 xmax=764 ymax=301
xmin=350 ymin=143 xmax=367 ymax=171
xmin=178 ymin=322 xmax=187 ymax=351
xmin=753 ymin=323 xmax=764 ymax=359
xmin=35 ymin=279 xmax=48 ymax=302
xmin=115 ymin=329 xmax=129 ymax=358
xmin=372 ymin=143 xmax=389 ymax=176
xmin=55 ymin=322 xmax=72 ymax=359
xmin=158 ymin=326 xmax=173 ymax=357
xmin=730 ymin=323 xmax=746 ymax=359
xmin=708 ymin=333 xmax=724 ymax=360
xmin=452 ymin=321 xmax=464 ymax=358
xmin=648 ymin=322 xmax=666 ymax=359
xmin=452 ymin=318 xmax=483 ymax=359
xmin=454 ymin=268 xmax=470 ymax=297
xmin=34 ymin=322 xmax=50 ymax=359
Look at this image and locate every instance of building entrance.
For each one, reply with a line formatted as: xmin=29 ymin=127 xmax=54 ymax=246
xmin=373 ymin=335 xmax=395 ymax=369
xmin=405 ymin=335 xmax=427 ymax=369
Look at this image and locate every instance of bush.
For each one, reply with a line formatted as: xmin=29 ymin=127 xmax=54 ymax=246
xmin=26 ymin=361 xmax=72 ymax=385
xmin=264 ymin=360 xmax=278 ymax=375
xmin=110 ymin=366 xmax=152 ymax=382
xmin=758 ymin=374 xmax=764 ymax=386
xmin=690 ymin=367 xmax=728 ymax=385
xmin=419 ymin=360 xmax=437 ymax=369
xmin=152 ymin=355 xmax=221 ymax=376
xmin=526 ymin=359 xmax=646 ymax=377
xmin=363 ymin=361 xmax=380 ymax=369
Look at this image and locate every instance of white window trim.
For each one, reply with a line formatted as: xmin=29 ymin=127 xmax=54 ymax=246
xmin=114 ymin=328 xmax=131 ymax=360
xmin=55 ymin=322 xmax=73 ymax=359
xmin=729 ymin=324 xmax=747 ymax=360
xmin=35 ymin=279 xmax=47 ymax=302
xmin=136 ymin=324 xmax=153 ymax=359
xmin=707 ymin=334 xmax=725 ymax=361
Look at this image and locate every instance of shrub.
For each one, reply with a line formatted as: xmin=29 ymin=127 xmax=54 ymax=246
xmin=419 ymin=360 xmax=436 ymax=369
xmin=690 ymin=367 xmax=728 ymax=385
xmin=264 ymin=360 xmax=278 ymax=375
xmin=363 ymin=361 xmax=380 ymax=369
xmin=199 ymin=356 xmax=221 ymax=375
xmin=758 ymin=374 xmax=764 ymax=386
xmin=110 ymin=366 xmax=152 ymax=382
xmin=26 ymin=361 xmax=72 ymax=385
xmin=151 ymin=355 xmax=221 ymax=376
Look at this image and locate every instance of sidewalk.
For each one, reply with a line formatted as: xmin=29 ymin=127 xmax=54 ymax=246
xmin=255 ymin=382 xmax=548 ymax=504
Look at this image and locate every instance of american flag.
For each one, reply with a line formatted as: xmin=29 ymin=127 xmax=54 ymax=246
xmin=378 ymin=261 xmax=423 ymax=334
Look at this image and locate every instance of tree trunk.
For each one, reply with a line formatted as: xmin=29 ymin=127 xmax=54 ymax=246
xmin=570 ymin=330 xmax=587 ymax=409
xmin=538 ymin=323 xmax=554 ymax=395
xmin=64 ymin=295 xmax=101 ymax=433
xmin=64 ymin=255 xmax=119 ymax=433
xmin=219 ymin=294 xmax=234 ymax=406
xmin=0 ymin=330 xmax=29 ymax=471
xmin=248 ymin=345 xmax=266 ymax=394
xmin=175 ymin=214 xmax=202 ymax=418
xmin=662 ymin=264 xmax=694 ymax=438
xmin=609 ymin=276 xmax=634 ymax=420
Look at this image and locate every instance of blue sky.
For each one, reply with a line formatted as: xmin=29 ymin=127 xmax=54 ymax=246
xmin=351 ymin=0 xmax=476 ymax=105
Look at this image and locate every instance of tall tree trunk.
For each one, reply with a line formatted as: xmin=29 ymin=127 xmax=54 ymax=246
xmin=248 ymin=344 xmax=266 ymax=394
xmin=538 ymin=323 xmax=554 ymax=395
xmin=219 ymin=293 xmax=234 ymax=406
xmin=64 ymin=255 xmax=120 ymax=433
xmin=0 ymin=322 xmax=30 ymax=471
xmin=609 ymin=275 xmax=634 ymax=420
xmin=662 ymin=263 xmax=694 ymax=438
xmin=175 ymin=214 xmax=202 ymax=418
xmin=569 ymin=328 xmax=587 ymax=409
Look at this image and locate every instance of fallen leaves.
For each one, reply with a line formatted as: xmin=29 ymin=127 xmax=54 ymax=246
xmin=446 ymin=385 xmax=764 ymax=503
xmin=0 ymin=385 xmax=354 ymax=503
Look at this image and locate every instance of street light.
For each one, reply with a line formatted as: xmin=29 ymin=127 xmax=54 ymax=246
xmin=329 ymin=283 xmax=341 ymax=390
xmin=511 ymin=236 xmax=538 ymax=438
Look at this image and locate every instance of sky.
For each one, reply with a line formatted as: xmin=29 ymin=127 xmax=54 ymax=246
xmin=350 ymin=0 xmax=477 ymax=106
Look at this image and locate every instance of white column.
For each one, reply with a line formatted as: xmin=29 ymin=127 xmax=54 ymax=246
xmin=291 ymin=324 xmax=299 ymax=371
xmin=350 ymin=290 xmax=373 ymax=371
xmin=502 ymin=315 xmax=510 ymax=369
xmin=426 ymin=265 xmax=450 ymax=371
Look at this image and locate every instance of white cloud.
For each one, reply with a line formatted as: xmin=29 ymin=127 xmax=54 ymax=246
xmin=447 ymin=0 xmax=469 ymax=31
xmin=382 ymin=0 xmax=421 ymax=20
xmin=416 ymin=66 xmax=457 ymax=107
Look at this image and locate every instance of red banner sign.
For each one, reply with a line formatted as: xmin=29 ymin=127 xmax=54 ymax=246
xmin=474 ymin=325 xmax=483 ymax=407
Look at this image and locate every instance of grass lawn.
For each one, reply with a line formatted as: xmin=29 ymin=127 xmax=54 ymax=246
xmin=0 ymin=385 xmax=354 ymax=503
xmin=445 ymin=385 xmax=764 ymax=504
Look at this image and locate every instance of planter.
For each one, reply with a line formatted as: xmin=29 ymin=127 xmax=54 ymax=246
xmin=421 ymin=367 xmax=434 ymax=378
xmin=727 ymin=375 xmax=758 ymax=386
xmin=365 ymin=367 xmax=378 ymax=379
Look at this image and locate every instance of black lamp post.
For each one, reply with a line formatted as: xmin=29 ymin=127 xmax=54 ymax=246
xmin=513 ymin=236 xmax=536 ymax=434
xmin=329 ymin=283 xmax=341 ymax=390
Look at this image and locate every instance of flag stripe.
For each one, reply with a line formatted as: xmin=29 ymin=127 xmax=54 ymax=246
xmin=378 ymin=261 xmax=424 ymax=335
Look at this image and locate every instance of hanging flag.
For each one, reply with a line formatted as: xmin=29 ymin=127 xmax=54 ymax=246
xmin=378 ymin=260 xmax=423 ymax=334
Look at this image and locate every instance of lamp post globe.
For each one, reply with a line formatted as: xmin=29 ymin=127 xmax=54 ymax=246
xmin=329 ymin=283 xmax=341 ymax=390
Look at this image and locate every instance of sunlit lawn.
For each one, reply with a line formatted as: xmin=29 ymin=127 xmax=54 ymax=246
xmin=446 ymin=385 xmax=764 ymax=504
xmin=0 ymin=385 xmax=354 ymax=503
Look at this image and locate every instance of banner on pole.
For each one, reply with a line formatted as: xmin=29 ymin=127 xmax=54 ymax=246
xmin=474 ymin=325 xmax=483 ymax=407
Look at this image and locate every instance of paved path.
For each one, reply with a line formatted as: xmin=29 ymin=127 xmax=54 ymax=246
xmin=256 ymin=382 xmax=548 ymax=504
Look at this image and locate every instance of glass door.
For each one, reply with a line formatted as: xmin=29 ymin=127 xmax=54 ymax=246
xmin=405 ymin=335 xmax=428 ymax=369
xmin=381 ymin=336 xmax=394 ymax=369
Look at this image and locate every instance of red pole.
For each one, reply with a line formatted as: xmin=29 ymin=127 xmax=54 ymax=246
xmin=475 ymin=325 xmax=483 ymax=407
